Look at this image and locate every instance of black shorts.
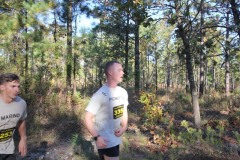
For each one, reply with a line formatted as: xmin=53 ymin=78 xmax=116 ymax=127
xmin=0 ymin=154 xmax=16 ymax=160
xmin=98 ymin=145 xmax=119 ymax=160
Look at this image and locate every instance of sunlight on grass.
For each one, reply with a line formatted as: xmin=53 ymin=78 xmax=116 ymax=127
xmin=121 ymin=132 xmax=149 ymax=156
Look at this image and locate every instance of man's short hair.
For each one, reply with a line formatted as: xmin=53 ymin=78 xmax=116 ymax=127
xmin=0 ymin=73 xmax=20 ymax=85
xmin=104 ymin=61 xmax=120 ymax=76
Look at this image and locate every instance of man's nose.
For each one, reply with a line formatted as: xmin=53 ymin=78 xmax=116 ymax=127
xmin=15 ymin=87 xmax=20 ymax=92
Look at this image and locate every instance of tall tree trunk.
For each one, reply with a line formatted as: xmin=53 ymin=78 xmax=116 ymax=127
xmin=167 ymin=58 xmax=171 ymax=90
xmin=185 ymin=69 xmax=190 ymax=93
xmin=199 ymin=0 xmax=205 ymax=96
xmin=134 ymin=23 xmax=140 ymax=94
xmin=73 ymin=50 xmax=77 ymax=95
xmin=155 ymin=47 xmax=158 ymax=91
xmin=225 ymin=4 xmax=230 ymax=97
xmin=175 ymin=2 xmax=201 ymax=128
xmin=178 ymin=23 xmax=201 ymax=128
xmin=205 ymin=62 xmax=208 ymax=91
xmin=25 ymin=38 xmax=29 ymax=93
xmin=124 ymin=12 xmax=129 ymax=88
xmin=73 ymin=15 xmax=77 ymax=95
xmin=146 ymin=49 xmax=150 ymax=91
xmin=66 ymin=0 xmax=73 ymax=93
xmin=155 ymin=58 xmax=158 ymax=91
xmin=212 ymin=59 xmax=216 ymax=90
xmin=24 ymin=5 xmax=29 ymax=93
xmin=229 ymin=0 xmax=240 ymax=38
xmin=53 ymin=9 xmax=57 ymax=42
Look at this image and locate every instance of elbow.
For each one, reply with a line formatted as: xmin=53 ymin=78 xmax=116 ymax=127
xmin=84 ymin=111 xmax=93 ymax=127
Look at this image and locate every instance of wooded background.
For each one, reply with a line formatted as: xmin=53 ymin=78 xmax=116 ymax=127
xmin=0 ymin=0 xmax=239 ymax=126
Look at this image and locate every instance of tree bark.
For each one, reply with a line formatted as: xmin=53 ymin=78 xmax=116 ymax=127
xmin=225 ymin=4 xmax=230 ymax=97
xmin=124 ymin=12 xmax=130 ymax=88
xmin=177 ymin=23 xmax=201 ymax=128
xmin=192 ymin=92 xmax=201 ymax=128
xmin=66 ymin=0 xmax=73 ymax=93
xmin=229 ymin=0 xmax=240 ymax=38
xmin=134 ymin=23 xmax=140 ymax=94
xmin=199 ymin=0 xmax=205 ymax=96
xmin=175 ymin=3 xmax=203 ymax=127
xmin=167 ymin=60 xmax=171 ymax=90
xmin=24 ymin=4 xmax=29 ymax=94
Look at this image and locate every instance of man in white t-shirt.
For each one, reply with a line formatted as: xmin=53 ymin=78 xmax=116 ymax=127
xmin=85 ymin=61 xmax=128 ymax=160
xmin=0 ymin=73 xmax=27 ymax=160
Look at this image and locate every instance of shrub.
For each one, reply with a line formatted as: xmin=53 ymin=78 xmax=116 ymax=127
xmin=139 ymin=92 xmax=164 ymax=126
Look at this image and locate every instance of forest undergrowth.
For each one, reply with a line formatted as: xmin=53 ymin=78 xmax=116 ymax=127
xmin=19 ymin=88 xmax=240 ymax=160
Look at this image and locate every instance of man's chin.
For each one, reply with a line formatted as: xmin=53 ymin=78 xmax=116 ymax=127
xmin=118 ymin=80 xmax=123 ymax=83
xmin=12 ymin=96 xmax=17 ymax=100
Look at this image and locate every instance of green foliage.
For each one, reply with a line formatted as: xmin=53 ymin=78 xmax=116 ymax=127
xmin=178 ymin=120 xmax=203 ymax=144
xmin=205 ymin=125 xmax=217 ymax=144
xmin=72 ymin=91 xmax=82 ymax=104
xmin=233 ymin=131 xmax=240 ymax=145
xmin=216 ymin=121 xmax=225 ymax=137
xmin=139 ymin=92 xmax=163 ymax=126
xmin=176 ymin=92 xmax=191 ymax=105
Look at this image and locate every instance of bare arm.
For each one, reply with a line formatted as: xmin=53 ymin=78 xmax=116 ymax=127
xmin=121 ymin=108 xmax=128 ymax=131
xmin=84 ymin=111 xmax=98 ymax=137
xmin=84 ymin=111 xmax=107 ymax=148
xmin=18 ymin=120 xmax=27 ymax=157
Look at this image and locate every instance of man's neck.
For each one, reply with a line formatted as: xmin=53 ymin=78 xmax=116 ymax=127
xmin=0 ymin=94 xmax=14 ymax=104
xmin=106 ymin=81 xmax=117 ymax=88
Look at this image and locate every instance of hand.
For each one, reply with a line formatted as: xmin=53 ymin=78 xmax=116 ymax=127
xmin=114 ymin=127 xmax=125 ymax=137
xmin=18 ymin=137 xmax=27 ymax=157
xmin=96 ymin=136 xmax=107 ymax=149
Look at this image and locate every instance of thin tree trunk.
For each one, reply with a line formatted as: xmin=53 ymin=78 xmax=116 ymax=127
xmin=146 ymin=49 xmax=150 ymax=91
xmin=124 ymin=12 xmax=129 ymax=88
xmin=199 ymin=0 xmax=205 ymax=96
xmin=212 ymin=57 xmax=216 ymax=90
xmin=73 ymin=15 xmax=77 ymax=95
xmin=134 ymin=23 xmax=140 ymax=94
xmin=53 ymin=10 xmax=57 ymax=42
xmin=193 ymin=92 xmax=201 ymax=127
xmin=229 ymin=0 xmax=240 ymax=38
xmin=205 ymin=63 xmax=208 ymax=92
xmin=178 ymin=23 xmax=201 ymax=128
xmin=167 ymin=60 xmax=171 ymax=90
xmin=66 ymin=0 xmax=73 ymax=93
xmin=155 ymin=48 xmax=158 ymax=92
xmin=24 ymin=5 xmax=29 ymax=93
xmin=225 ymin=4 xmax=230 ymax=97
xmin=155 ymin=59 xmax=158 ymax=91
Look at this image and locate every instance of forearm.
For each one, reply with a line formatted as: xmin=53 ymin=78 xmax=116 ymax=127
xmin=121 ymin=111 xmax=128 ymax=131
xmin=18 ymin=120 xmax=27 ymax=140
xmin=18 ymin=120 xmax=27 ymax=157
xmin=84 ymin=112 xmax=98 ymax=137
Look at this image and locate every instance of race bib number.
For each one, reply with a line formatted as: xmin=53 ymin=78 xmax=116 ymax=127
xmin=113 ymin=105 xmax=124 ymax=119
xmin=0 ymin=128 xmax=15 ymax=142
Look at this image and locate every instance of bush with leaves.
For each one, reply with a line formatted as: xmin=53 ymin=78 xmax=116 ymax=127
xmin=139 ymin=91 xmax=163 ymax=126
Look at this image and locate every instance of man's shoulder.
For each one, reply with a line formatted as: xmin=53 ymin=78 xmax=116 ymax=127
xmin=116 ymin=86 xmax=128 ymax=93
xmin=14 ymin=96 xmax=27 ymax=107
xmin=94 ymin=85 xmax=109 ymax=97
xmin=15 ymin=96 xmax=25 ymax=102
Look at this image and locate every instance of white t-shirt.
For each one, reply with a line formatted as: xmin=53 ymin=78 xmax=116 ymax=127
xmin=85 ymin=84 xmax=128 ymax=149
xmin=0 ymin=96 xmax=27 ymax=154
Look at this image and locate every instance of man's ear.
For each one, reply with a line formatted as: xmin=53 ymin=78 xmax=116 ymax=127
xmin=0 ymin=84 xmax=5 ymax=91
xmin=108 ymin=69 xmax=113 ymax=76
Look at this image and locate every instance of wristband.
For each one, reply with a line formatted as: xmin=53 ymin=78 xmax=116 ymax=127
xmin=93 ymin=135 xmax=100 ymax=141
